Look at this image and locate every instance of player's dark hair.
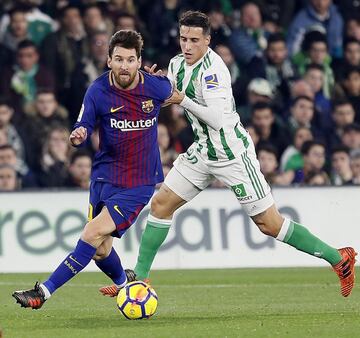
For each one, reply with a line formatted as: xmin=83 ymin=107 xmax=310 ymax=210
xmin=109 ymin=30 xmax=143 ymax=58
xmin=179 ymin=11 xmax=211 ymax=36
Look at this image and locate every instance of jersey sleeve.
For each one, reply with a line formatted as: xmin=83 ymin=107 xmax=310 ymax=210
xmin=154 ymin=76 xmax=173 ymax=102
xmin=73 ymin=84 xmax=97 ymax=137
xmin=201 ymin=67 xmax=229 ymax=100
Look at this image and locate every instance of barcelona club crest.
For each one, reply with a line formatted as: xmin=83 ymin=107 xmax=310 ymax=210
xmin=141 ymin=99 xmax=154 ymax=113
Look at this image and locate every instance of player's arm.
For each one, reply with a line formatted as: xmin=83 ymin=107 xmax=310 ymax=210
xmin=165 ymin=89 xmax=224 ymax=131
xmin=70 ymin=86 xmax=97 ymax=147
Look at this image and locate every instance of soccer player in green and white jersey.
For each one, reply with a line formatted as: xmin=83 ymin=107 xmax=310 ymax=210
xmin=101 ymin=11 xmax=356 ymax=298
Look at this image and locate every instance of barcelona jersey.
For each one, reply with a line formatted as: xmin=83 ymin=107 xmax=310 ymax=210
xmin=74 ymin=70 xmax=173 ymax=188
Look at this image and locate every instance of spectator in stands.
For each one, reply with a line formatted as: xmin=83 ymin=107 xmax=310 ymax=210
xmin=304 ymin=170 xmax=331 ymax=185
xmin=20 ymin=89 xmax=69 ymax=170
xmin=330 ymin=145 xmax=353 ymax=185
xmin=257 ymin=142 xmax=294 ymax=185
xmin=293 ymin=140 xmax=327 ymax=184
xmin=83 ymin=4 xmax=112 ymax=36
xmin=38 ymin=126 xmax=72 ymax=187
xmin=290 ymin=79 xmax=315 ymax=100
xmin=287 ymin=96 xmax=323 ymax=140
xmin=0 ymin=164 xmax=18 ymax=191
xmin=280 ymin=126 xmax=314 ymax=172
xmin=303 ymin=64 xmax=332 ymax=131
xmin=229 ymin=1 xmax=268 ymax=65
xmin=208 ymin=7 xmax=232 ymax=48
xmin=64 ymin=149 xmax=92 ymax=189
xmin=1 ymin=7 xmax=29 ymax=53
xmin=341 ymin=123 xmax=360 ymax=151
xmin=287 ymin=0 xmax=343 ymax=58
xmin=248 ymin=33 xmax=297 ymax=111
xmin=350 ymin=149 xmax=360 ymax=184
xmin=338 ymin=66 xmax=360 ymax=121
xmin=293 ymin=30 xmax=334 ymax=98
xmin=327 ymin=100 xmax=356 ymax=149
xmin=114 ymin=12 xmax=137 ymax=31
xmin=344 ymin=15 xmax=360 ymax=40
xmin=69 ymin=30 xmax=109 ymax=120
xmin=239 ymin=78 xmax=274 ymax=124
xmin=0 ymin=99 xmax=26 ymax=163
xmin=41 ymin=5 xmax=88 ymax=107
xmin=147 ymin=0 xmax=183 ymax=58
xmin=332 ymin=38 xmax=360 ymax=81
xmin=215 ymin=44 xmax=246 ymax=107
xmin=0 ymin=144 xmax=36 ymax=187
xmin=0 ymin=40 xmax=55 ymax=113
xmin=251 ymin=102 xmax=290 ymax=157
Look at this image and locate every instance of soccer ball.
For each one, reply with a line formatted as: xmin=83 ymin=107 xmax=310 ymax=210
xmin=117 ymin=281 xmax=158 ymax=320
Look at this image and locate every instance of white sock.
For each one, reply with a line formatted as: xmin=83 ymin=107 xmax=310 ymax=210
xmin=40 ymin=283 xmax=52 ymax=300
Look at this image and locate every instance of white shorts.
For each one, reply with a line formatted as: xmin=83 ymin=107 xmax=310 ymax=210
xmin=164 ymin=142 xmax=274 ymax=217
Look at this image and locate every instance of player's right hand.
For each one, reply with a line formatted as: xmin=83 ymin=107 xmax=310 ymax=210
xmin=70 ymin=126 xmax=87 ymax=146
xmin=144 ymin=64 xmax=163 ymax=76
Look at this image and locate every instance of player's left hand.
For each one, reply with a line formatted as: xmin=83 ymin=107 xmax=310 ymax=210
xmin=144 ymin=64 xmax=163 ymax=76
xmin=165 ymin=88 xmax=185 ymax=105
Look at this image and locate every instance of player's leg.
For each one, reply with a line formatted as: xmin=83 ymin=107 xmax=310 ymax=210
xmin=134 ymin=183 xmax=187 ymax=280
xmin=135 ymin=151 xmax=212 ymax=280
xmin=251 ymin=204 xmax=357 ymax=297
xmin=12 ymin=206 xmax=116 ymax=309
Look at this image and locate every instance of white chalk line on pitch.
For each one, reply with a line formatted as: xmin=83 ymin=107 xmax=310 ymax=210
xmin=0 ymin=282 xmax=339 ymax=288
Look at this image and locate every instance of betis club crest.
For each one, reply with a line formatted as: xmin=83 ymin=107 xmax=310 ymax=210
xmin=141 ymin=99 xmax=154 ymax=113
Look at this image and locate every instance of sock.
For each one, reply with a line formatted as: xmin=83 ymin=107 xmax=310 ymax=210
xmin=276 ymin=218 xmax=342 ymax=265
xmin=95 ymin=247 xmax=126 ymax=286
xmin=42 ymin=239 xmax=97 ymax=295
xmin=134 ymin=214 xmax=172 ymax=280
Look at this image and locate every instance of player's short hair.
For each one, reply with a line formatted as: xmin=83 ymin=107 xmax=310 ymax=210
xmin=109 ymin=30 xmax=143 ymax=58
xmin=179 ymin=11 xmax=210 ymax=36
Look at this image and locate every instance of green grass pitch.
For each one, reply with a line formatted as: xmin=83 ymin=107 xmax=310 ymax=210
xmin=1 ymin=268 xmax=359 ymax=338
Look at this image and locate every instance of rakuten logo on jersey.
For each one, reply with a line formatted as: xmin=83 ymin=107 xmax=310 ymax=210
xmin=110 ymin=117 xmax=156 ymax=131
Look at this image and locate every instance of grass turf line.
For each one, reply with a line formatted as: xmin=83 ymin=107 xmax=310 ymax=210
xmin=1 ymin=268 xmax=359 ymax=338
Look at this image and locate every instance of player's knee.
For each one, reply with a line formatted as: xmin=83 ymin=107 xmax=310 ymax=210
xmin=82 ymin=222 xmax=102 ymax=245
xmin=251 ymin=208 xmax=283 ymax=237
xmin=150 ymin=195 xmax=173 ymax=219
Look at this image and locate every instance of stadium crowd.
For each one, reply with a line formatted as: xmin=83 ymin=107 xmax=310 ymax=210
xmin=0 ymin=0 xmax=359 ymax=191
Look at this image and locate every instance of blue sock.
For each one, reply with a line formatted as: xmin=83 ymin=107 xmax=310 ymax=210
xmin=95 ymin=247 xmax=126 ymax=286
xmin=43 ymin=239 xmax=96 ymax=294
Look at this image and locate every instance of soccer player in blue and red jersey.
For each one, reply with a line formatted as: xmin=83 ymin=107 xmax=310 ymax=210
xmin=12 ymin=30 xmax=174 ymax=309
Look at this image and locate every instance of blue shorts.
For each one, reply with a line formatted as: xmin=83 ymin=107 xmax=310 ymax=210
xmin=88 ymin=181 xmax=155 ymax=238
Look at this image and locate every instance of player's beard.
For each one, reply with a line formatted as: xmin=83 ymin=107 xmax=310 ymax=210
xmin=113 ymin=71 xmax=137 ymax=89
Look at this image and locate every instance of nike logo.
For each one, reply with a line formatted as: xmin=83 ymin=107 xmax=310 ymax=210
xmin=69 ymin=255 xmax=84 ymax=267
xmin=114 ymin=205 xmax=124 ymax=217
xmin=110 ymin=105 xmax=124 ymax=113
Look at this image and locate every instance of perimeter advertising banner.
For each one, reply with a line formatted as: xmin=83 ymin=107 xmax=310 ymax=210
xmin=0 ymin=187 xmax=359 ymax=272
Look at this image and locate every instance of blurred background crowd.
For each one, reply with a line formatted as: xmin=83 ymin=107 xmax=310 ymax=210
xmin=0 ymin=0 xmax=359 ymax=191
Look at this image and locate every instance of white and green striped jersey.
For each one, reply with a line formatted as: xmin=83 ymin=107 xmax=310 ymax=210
xmin=168 ymin=48 xmax=249 ymax=162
